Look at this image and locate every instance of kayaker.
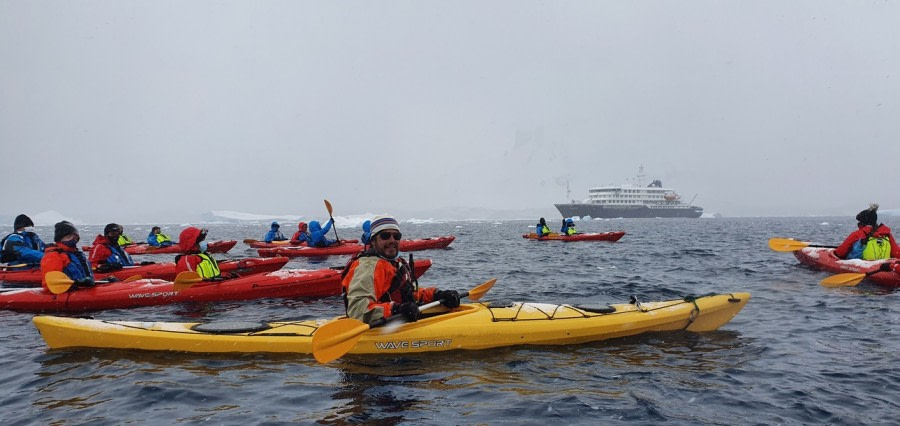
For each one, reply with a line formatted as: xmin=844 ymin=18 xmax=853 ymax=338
xmin=264 ymin=221 xmax=288 ymax=243
xmin=117 ymin=227 xmax=135 ymax=246
xmin=1 ymin=214 xmax=46 ymax=269
xmin=560 ymin=218 xmax=577 ymax=236
xmin=360 ymin=220 xmax=371 ymax=246
xmin=535 ymin=217 xmax=551 ymax=237
xmin=308 ymin=219 xmax=338 ymax=247
xmin=175 ymin=227 xmax=233 ymax=280
xmin=290 ymin=222 xmax=310 ymax=245
xmin=147 ymin=226 xmax=174 ymax=247
xmin=834 ymin=204 xmax=900 ymax=260
xmin=89 ymin=223 xmax=135 ymax=272
xmin=341 ymin=214 xmax=460 ymax=324
xmin=40 ymin=221 xmax=96 ymax=292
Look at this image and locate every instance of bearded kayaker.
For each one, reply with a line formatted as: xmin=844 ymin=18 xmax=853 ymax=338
xmin=264 ymin=221 xmax=288 ymax=243
xmin=40 ymin=221 xmax=96 ymax=292
xmin=341 ymin=215 xmax=460 ymax=324
xmin=147 ymin=226 xmax=174 ymax=247
xmin=560 ymin=218 xmax=577 ymax=236
xmin=89 ymin=223 xmax=135 ymax=272
xmin=1 ymin=214 xmax=46 ymax=269
xmin=536 ymin=217 xmax=551 ymax=237
xmin=175 ymin=227 xmax=234 ymax=280
xmin=308 ymin=219 xmax=338 ymax=247
xmin=834 ymin=204 xmax=900 ymax=260
xmin=360 ymin=220 xmax=372 ymax=246
xmin=290 ymin=222 xmax=310 ymax=245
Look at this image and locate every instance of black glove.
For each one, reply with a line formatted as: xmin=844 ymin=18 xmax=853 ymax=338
xmin=140 ymin=261 xmax=155 ymax=266
xmin=105 ymin=276 xmax=120 ymax=283
xmin=96 ymin=263 xmax=123 ymax=273
xmin=879 ymin=262 xmax=894 ymax=272
xmin=74 ymin=278 xmax=95 ymax=288
xmin=434 ymin=289 xmax=461 ymax=309
xmin=391 ymin=302 xmax=420 ymax=322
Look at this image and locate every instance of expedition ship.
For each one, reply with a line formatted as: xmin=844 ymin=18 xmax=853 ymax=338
xmin=555 ymin=167 xmax=703 ymax=219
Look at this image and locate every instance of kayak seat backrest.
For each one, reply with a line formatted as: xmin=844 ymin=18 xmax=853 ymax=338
xmin=572 ymin=304 xmax=617 ymax=314
xmin=191 ymin=321 xmax=272 ymax=334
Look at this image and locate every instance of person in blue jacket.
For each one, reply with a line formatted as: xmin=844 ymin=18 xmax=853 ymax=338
xmin=264 ymin=221 xmax=288 ymax=243
xmin=560 ymin=218 xmax=577 ymax=236
xmin=360 ymin=220 xmax=372 ymax=246
xmin=535 ymin=217 xmax=551 ymax=237
xmin=1 ymin=214 xmax=46 ymax=269
xmin=147 ymin=226 xmax=174 ymax=247
xmin=308 ymin=219 xmax=337 ymax=247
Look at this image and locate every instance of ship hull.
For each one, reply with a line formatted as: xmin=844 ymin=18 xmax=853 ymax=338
xmin=555 ymin=203 xmax=703 ymax=219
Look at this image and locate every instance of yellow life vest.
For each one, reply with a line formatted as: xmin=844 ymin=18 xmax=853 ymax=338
xmin=862 ymin=236 xmax=891 ymax=260
xmin=566 ymin=227 xmax=576 ymax=236
xmin=195 ymin=253 xmax=221 ymax=279
xmin=538 ymin=225 xmax=550 ymax=236
xmin=156 ymin=233 xmax=172 ymax=244
xmin=118 ymin=234 xmax=133 ymax=245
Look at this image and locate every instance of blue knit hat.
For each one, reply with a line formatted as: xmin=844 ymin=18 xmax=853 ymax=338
xmin=370 ymin=215 xmax=400 ymax=237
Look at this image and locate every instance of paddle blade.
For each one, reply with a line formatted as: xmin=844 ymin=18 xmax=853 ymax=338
xmin=820 ymin=273 xmax=866 ymax=287
xmin=0 ymin=263 xmax=28 ymax=269
xmin=173 ymin=271 xmax=203 ymax=291
xmin=767 ymin=238 xmax=810 ymax=252
xmin=243 ymin=239 xmax=259 ymax=245
xmin=324 ymin=199 xmax=334 ymax=216
xmin=45 ymin=271 xmax=74 ymax=295
xmin=465 ymin=278 xmax=497 ymax=301
xmin=122 ymin=274 xmax=143 ymax=283
xmin=312 ymin=318 xmax=370 ymax=363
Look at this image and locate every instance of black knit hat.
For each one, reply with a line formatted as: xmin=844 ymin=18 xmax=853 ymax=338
xmin=54 ymin=221 xmax=79 ymax=242
xmin=855 ymin=204 xmax=879 ymax=227
xmin=104 ymin=223 xmax=121 ymax=236
xmin=14 ymin=214 xmax=33 ymax=230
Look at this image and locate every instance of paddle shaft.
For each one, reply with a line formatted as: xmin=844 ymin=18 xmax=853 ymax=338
xmin=324 ymin=200 xmax=340 ymax=242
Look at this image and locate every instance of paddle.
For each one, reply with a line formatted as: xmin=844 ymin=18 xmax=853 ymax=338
xmin=767 ymin=238 xmax=838 ymax=252
xmin=311 ymin=278 xmax=497 ymax=363
xmin=820 ymin=263 xmax=895 ymax=287
xmin=324 ymin=199 xmax=341 ymax=243
xmin=172 ymin=271 xmax=203 ymax=291
xmin=45 ymin=271 xmax=143 ymax=295
xmin=0 ymin=263 xmax=29 ymax=269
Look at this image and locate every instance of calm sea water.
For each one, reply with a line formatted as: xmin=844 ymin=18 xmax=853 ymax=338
xmin=1 ymin=217 xmax=898 ymax=424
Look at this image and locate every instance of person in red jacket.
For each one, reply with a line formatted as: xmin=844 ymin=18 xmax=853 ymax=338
xmin=340 ymin=214 xmax=459 ymax=324
xmin=833 ymin=204 xmax=900 ymax=260
xmin=40 ymin=221 xmax=97 ymax=292
xmin=290 ymin=222 xmax=309 ymax=245
xmin=89 ymin=223 xmax=135 ymax=271
xmin=175 ymin=227 xmax=234 ymax=280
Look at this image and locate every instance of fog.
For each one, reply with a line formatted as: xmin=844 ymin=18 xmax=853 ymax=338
xmin=2 ymin=1 xmax=898 ymax=224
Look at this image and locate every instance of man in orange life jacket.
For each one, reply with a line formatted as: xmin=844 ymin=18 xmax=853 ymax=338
xmin=833 ymin=204 xmax=900 ymax=260
xmin=40 ymin=221 xmax=96 ymax=292
xmin=341 ymin=215 xmax=460 ymax=324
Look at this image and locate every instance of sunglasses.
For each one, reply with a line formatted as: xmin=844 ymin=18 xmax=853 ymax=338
xmin=378 ymin=232 xmax=402 ymax=241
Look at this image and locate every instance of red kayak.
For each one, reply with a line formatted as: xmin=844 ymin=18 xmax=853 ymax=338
xmin=81 ymin=240 xmax=237 ymax=255
xmin=245 ymin=239 xmax=359 ymax=249
xmin=258 ymin=236 xmax=456 ymax=258
xmin=0 ymin=257 xmax=289 ymax=285
xmin=0 ymin=259 xmax=432 ymax=312
xmin=522 ymin=231 xmax=626 ymax=242
xmin=793 ymin=247 xmax=900 ymax=288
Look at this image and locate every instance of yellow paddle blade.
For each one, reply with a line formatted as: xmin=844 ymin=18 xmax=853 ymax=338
xmin=324 ymin=199 xmax=334 ymax=215
xmin=820 ymin=273 xmax=866 ymax=287
xmin=312 ymin=318 xmax=370 ymax=363
xmin=0 ymin=263 xmax=28 ymax=269
xmin=173 ymin=271 xmax=203 ymax=291
xmin=467 ymin=278 xmax=497 ymax=301
xmin=45 ymin=271 xmax=74 ymax=295
xmin=767 ymin=238 xmax=810 ymax=252
xmin=122 ymin=274 xmax=143 ymax=283
xmin=273 ymin=240 xmax=291 ymax=246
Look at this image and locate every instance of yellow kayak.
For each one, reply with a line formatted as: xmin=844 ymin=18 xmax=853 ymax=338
xmin=33 ymin=292 xmax=749 ymax=355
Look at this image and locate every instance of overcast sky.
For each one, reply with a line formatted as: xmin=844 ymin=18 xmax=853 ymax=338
xmin=1 ymin=1 xmax=898 ymax=223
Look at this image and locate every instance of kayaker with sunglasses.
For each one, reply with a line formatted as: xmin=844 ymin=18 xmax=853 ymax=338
xmin=341 ymin=215 xmax=460 ymax=324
